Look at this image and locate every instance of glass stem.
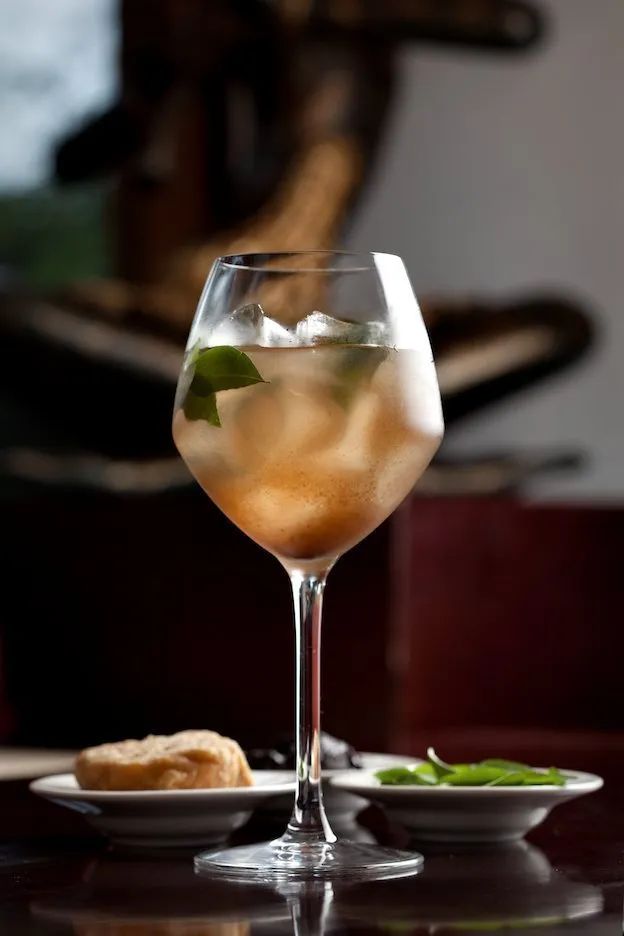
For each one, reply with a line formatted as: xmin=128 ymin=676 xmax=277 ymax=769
xmin=286 ymin=569 xmax=336 ymax=845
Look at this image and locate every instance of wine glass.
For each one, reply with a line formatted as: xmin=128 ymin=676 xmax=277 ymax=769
xmin=172 ymin=251 xmax=443 ymax=880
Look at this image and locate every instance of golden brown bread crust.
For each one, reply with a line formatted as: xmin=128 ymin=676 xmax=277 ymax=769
xmin=75 ymin=730 xmax=254 ymax=791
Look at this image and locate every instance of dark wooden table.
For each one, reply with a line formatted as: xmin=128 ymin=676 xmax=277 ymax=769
xmin=1 ymin=755 xmax=622 ymax=935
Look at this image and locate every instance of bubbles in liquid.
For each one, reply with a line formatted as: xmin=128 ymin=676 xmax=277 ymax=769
xmin=374 ymin=440 xmax=437 ymax=506
xmin=225 ymin=385 xmax=286 ymax=469
xmin=227 ymin=465 xmax=376 ymax=560
xmin=313 ymin=388 xmax=383 ymax=475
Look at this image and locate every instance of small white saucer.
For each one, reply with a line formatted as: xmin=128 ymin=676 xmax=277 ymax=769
xmin=330 ymin=768 xmax=603 ymax=843
xmin=30 ymin=771 xmax=295 ymax=849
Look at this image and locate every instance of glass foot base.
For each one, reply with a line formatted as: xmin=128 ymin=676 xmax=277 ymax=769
xmin=195 ymin=838 xmax=423 ymax=882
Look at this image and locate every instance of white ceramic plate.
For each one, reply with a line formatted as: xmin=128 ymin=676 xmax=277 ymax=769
xmin=256 ymin=752 xmax=420 ymax=820
xmin=330 ymin=767 xmax=603 ymax=843
xmin=30 ymin=771 xmax=295 ymax=849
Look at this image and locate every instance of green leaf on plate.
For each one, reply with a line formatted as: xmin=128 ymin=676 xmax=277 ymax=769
xmin=486 ymin=771 xmax=528 ymax=786
xmin=183 ymin=345 xmax=266 ymax=427
xmin=375 ymin=767 xmax=435 ymax=786
xmin=375 ymin=752 xmax=569 ymax=787
xmin=546 ymin=767 xmax=567 ymax=785
xmin=444 ymin=765 xmax=512 ymax=786
xmin=427 ymin=747 xmax=455 ymax=780
xmin=481 ymin=758 xmax=531 ymax=772
xmin=412 ymin=762 xmax=438 ymax=781
xmin=519 ymin=768 xmax=566 ymax=787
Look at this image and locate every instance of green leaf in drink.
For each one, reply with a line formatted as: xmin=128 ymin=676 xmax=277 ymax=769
xmin=191 ymin=346 xmax=266 ymax=393
xmin=183 ymin=345 xmax=267 ymax=427
xmin=298 ymin=313 xmax=390 ymax=407
xmin=333 ymin=346 xmax=390 ymax=407
xmin=183 ymin=390 xmax=221 ymax=427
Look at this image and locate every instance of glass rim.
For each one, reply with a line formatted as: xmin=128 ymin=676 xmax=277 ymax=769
xmin=215 ymin=250 xmax=401 ymax=274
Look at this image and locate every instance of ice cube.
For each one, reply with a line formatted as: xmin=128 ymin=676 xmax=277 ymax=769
xmin=295 ymin=312 xmax=388 ymax=346
xmin=210 ymin=303 xmax=265 ymax=345
xmin=210 ymin=304 xmax=296 ymax=347
xmin=240 ymin=483 xmax=324 ymax=545
xmin=227 ymin=386 xmax=286 ymax=468
xmin=260 ymin=314 xmax=297 ymax=347
xmin=172 ymin=410 xmax=225 ymax=479
xmin=313 ymin=389 xmax=382 ymax=474
xmin=272 ymin=387 xmax=346 ymax=460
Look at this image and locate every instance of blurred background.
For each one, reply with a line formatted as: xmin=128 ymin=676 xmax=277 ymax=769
xmin=1 ymin=0 xmax=622 ymax=770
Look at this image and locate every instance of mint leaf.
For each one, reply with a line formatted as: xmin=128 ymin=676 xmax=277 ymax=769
xmin=182 ymin=345 xmax=266 ymax=427
xmin=375 ymin=767 xmax=435 ymax=786
xmin=412 ymin=762 xmax=438 ymax=781
xmin=333 ymin=346 xmax=389 ymax=407
xmin=192 ymin=346 xmax=266 ymax=394
xmin=183 ymin=390 xmax=220 ymax=427
xmin=486 ymin=771 xmax=528 ymax=786
xmin=427 ymin=747 xmax=455 ymax=780
xmin=519 ymin=768 xmax=566 ymax=787
xmin=376 ymin=753 xmax=569 ymax=788
xmin=444 ymin=765 xmax=511 ymax=786
xmin=481 ymin=758 xmax=531 ymax=772
xmin=546 ymin=767 xmax=567 ymax=785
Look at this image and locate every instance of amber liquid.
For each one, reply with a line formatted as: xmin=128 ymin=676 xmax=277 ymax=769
xmin=173 ymin=346 xmax=442 ymax=564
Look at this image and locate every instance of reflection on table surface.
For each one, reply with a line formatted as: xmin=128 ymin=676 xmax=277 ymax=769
xmin=26 ymin=839 xmax=605 ymax=935
xmin=2 ymin=766 xmax=622 ymax=936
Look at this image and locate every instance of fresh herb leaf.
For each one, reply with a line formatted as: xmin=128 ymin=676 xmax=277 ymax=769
xmin=412 ymin=762 xmax=438 ymax=781
xmin=333 ymin=346 xmax=389 ymax=407
xmin=427 ymin=747 xmax=455 ymax=780
xmin=486 ymin=771 xmax=528 ymax=787
xmin=375 ymin=767 xmax=435 ymax=786
xmin=519 ymin=768 xmax=566 ymax=787
xmin=191 ymin=346 xmax=266 ymax=393
xmin=444 ymin=765 xmax=511 ymax=786
xmin=481 ymin=758 xmax=531 ymax=772
xmin=375 ymin=752 xmax=569 ymax=787
xmin=183 ymin=390 xmax=220 ymax=427
xmin=546 ymin=767 xmax=567 ymax=785
xmin=182 ymin=345 xmax=266 ymax=427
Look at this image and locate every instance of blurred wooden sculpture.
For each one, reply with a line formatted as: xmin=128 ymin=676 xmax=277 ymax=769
xmin=0 ymin=0 xmax=594 ymax=495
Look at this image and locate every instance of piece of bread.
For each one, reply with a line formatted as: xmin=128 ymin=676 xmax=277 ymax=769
xmin=75 ymin=730 xmax=254 ymax=791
